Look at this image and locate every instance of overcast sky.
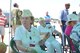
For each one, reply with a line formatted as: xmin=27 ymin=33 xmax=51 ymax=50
xmin=0 ymin=0 xmax=80 ymax=19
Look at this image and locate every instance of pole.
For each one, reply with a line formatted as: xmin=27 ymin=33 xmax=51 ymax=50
xmin=8 ymin=0 xmax=12 ymax=53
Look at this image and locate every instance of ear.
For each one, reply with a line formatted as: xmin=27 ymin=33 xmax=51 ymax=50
xmin=20 ymin=18 xmax=22 ymax=23
xmin=20 ymin=18 xmax=21 ymax=21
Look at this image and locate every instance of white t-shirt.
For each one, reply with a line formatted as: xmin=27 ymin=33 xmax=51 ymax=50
xmin=14 ymin=25 xmax=43 ymax=53
xmin=37 ymin=24 xmax=55 ymax=42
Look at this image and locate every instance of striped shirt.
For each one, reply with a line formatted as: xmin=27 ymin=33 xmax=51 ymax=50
xmin=0 ymin=15 xmax=6 ymax=26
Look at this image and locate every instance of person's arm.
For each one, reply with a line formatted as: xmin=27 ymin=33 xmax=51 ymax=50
xmin=60 ymin=10 xmax=64 ymax=20
xmin=70 ymin=31 xmax=80 ymax=42
xmin=15 ymin=40 xmax=28 ymax=52
xmin=4 ymin=16 xmax=7 ymax=27
xmin=14 ymin=27 xmax=28 ymax=52
xmin=39 ymin=32 xmax=50 ymax=45
xmin=37 ymin=26 xmax=50 ymax=44
xmin=15 ymin=40 xmax=37 ymax=53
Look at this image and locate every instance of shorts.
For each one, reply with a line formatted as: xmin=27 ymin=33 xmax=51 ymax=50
xmin=0 ymin=26 xmax=5 ymax=35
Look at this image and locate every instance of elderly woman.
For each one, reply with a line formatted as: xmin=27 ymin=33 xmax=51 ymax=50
xmin=64 ymin=14 xmax=79 ymax=52
xmin=70 ymin=14 xmax=80 ymax=52
xmin=37 ymin=17 xmax=62 ymax=53
xmin=14 ymin=9 xmax=46 ymax=53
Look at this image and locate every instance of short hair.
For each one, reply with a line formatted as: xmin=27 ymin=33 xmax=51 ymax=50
xmin=65 ymin=3 xmax=70 ymax=6
xmin=68 ymin=21 xmax=72 ymax=24
xmin=30 ymin=16 xmax=34 ymax=19
xmin=30 ymin=16 xmax=34 ymax=25
xmin=0 ymin=9 xmax=2 ymax=12
xmin=13 ymin=3 xmax=18 ymax=7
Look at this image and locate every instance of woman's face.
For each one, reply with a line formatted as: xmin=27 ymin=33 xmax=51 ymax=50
xmin=71 ymin=21 xmax=77 ymax=26
xmin=21 ymin=16 xmax=32 ymax=26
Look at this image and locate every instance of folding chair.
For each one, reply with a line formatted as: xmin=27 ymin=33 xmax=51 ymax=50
xmin=10 ymin=37 xmax=19 ymax=53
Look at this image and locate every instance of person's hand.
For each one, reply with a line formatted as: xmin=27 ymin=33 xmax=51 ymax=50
xmin=39 ymin=32 xmax=50 ymax=45
xmin=53 ymin=30 xmax=58 ymax=34
xmin=39 ymin=40 xmax=45 ymax=45
xmin=27 ymin=47 xmax=37 ymax=53
xmin=48 ymin=26 xmax=52 ymax=29
xmin=44 ymin=32 xmax=50 ymax=39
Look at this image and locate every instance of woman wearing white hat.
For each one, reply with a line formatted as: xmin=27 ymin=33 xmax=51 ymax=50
xmin=37 ymin=17 xmax=62 ymax=53
xmin=14 ymin=9 xmax=45 ymax=53
xmin=65 ymin=14 xmax=79 ymax=52
xmin=65 ymin=14 xmax=79 ymax=36
xmin=70 ymin=14 xmax=80 ymax=52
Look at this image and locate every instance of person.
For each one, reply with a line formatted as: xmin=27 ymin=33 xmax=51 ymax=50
xmin=11 ymin=3 xmax=22 ymax=35
xmin=60 ymin=3 xmax=70 ymax=33
xmin=44 ymin=11 xmax=51 ymax=24
xmin=37 ymin=17 xmax=62 ymax=53
xmin=0 ymin=9 xmax=7 ymax=43
xmin=60 ymin=3 xmax=70 ymax=47
xmin=14 ymin=9 xmax=46 ymax=53
xmin=65 ymin=14 xmax=79 ymax=52
xmin=70 ymin=14 xmax=80 ymax=52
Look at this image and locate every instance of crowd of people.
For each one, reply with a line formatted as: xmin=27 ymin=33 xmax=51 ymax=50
xmin=0 ymin=2 xmax=80 ymax=53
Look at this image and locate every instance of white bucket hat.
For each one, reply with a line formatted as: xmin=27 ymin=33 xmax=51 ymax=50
xmin=22 ymin=9 xmax=32 ymax=17
xmin=66 ymin=14 xmax=79 ymax=25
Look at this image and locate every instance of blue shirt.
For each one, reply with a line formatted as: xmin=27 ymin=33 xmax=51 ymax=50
xmin=45 ymin=15 xmax=51 ymax=24
xmin=45 ymin=15 xmax=51 ymax=19
xmin=60 ymin=9 xmax=69 ymax=21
